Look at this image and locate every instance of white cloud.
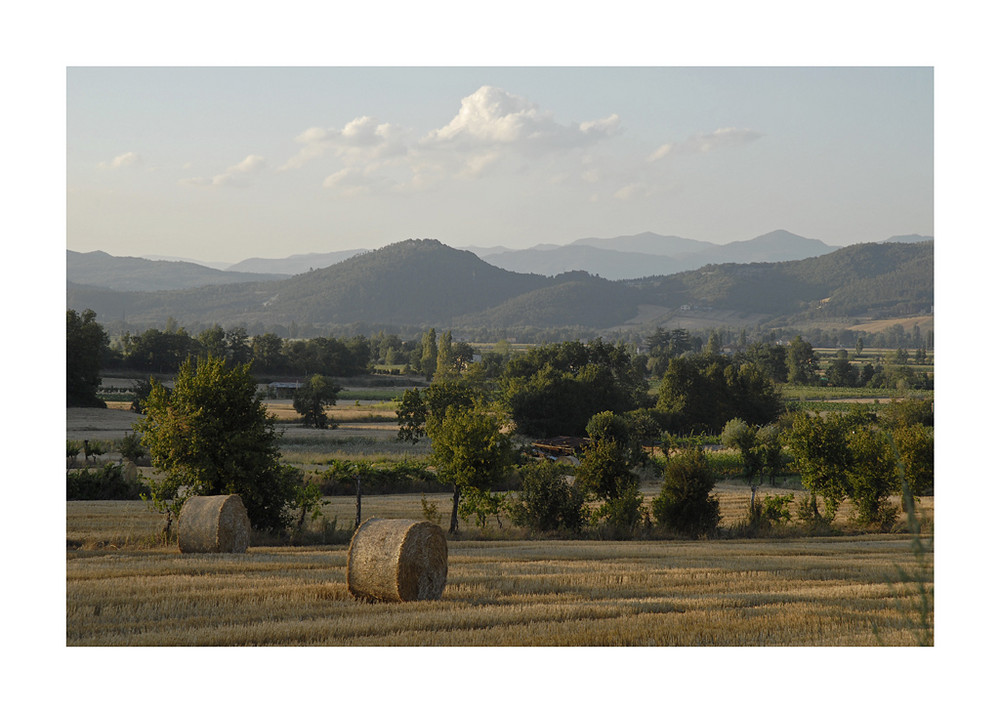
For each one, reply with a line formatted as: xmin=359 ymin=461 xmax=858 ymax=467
xmin=648 ymin=127 xmax=763 ymax=161
xmin=98 ymin=151 xmax=141 ymax=169
xmin=423 ymin=86 xmax=620 ymax=154
xmin=282 ymin=117 xmax=407 ymax=170
xmin=180 ymin=154 xmax=266 ymax=188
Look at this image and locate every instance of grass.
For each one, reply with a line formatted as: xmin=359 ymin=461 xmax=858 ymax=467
xmin=66 ymin=527 xmax=932 ymax=646
xmin=66 ymin=483 xmax=933 ymax=646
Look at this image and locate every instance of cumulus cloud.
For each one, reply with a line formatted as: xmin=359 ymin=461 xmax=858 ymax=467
xmin=648 ymin=127 xmax=763 ymax=161
xmin=423 ymin=86 xmax=620 ymax=153
xmin=98 ymin=151 xmax=142 ymax=169
xmin=283 ymin=86 xmax=623 ymax=195
xmin=180 ymin=154 xmax=266 ymax=187
xmin=282 ymin=117 xmax=407 ymax=170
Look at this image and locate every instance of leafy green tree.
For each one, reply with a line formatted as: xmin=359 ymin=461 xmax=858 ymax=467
xmin=67 ymin=309 xmax=109 ymax=407
xmin=785 ymin=408 xmax=907 ymax=528
xmin=575 ymin=411 xmax=646 ymax=535
xmin=656 ymin=355 xmax=781 ymax=433
xmin=428 ymin=404 xmax=513 ymax=534
xmin=825 ymin=357 xmax=859 ymax=387
xmin=136 ymin=356 xmax=298 ymax=532
xmin=396 ymin=380 xmax=478 ymax=444
xmin=786 ymin=336 xmax=818 ymax=385
xmin=197 ymin=324 xmax=228 ymax=359
xmin=293 ymin=374 xmax=342 ymax=428
xmin=502 ymin=340 xmax=648 ymax=437
xmin=783 ymin=412 xmax=855 ymax=519
xmin=251 ymin=333 xmax=286 ymax=373
xmin=434 ymin=330 xmax=456 ymax=380
xmin=419 ymin=327 xmax=438 ymax=380
xmin=651 ymin=448 xmax=720 ymax=538
xmin=509 ymin=461 xmax=586 ymax=533
xmin=736 ymin=341 xmax=788 ymax=382
xmin=892 ymin=423 xmax=934 ymax=496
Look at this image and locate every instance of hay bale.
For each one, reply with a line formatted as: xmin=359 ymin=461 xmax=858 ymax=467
xmin=178 ymin=494 xmax=251 ymax=553
xmin=347 ymin=518 xmax=448 ymax=602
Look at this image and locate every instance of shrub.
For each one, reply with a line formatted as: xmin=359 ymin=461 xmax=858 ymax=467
xmin=594 ymin=483 xmax=646 ymax=538
xmin=67 ymin=463 xmax=150 ymax=500
xmin=509 ymin=461 xmax=586 ymax=533
xmin=118 ymin=432 xmax=146 ymax=463
xmin=67 ymin=440 xmax=81 ymax=466
xmin=739 ymin=493 xmax=795 ymax=536
xmin=651 ymin=448 xmax=720 ymax=538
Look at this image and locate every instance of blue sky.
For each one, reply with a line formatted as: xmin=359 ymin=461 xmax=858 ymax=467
xmin=67 ymin=66 xmax=932 ymax=264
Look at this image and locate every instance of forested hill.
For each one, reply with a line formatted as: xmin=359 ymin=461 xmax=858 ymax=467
xmin=67 ymin=239 xmax=932 ymax=333
xmin=626 ymin=241 xmax=933 ymax=319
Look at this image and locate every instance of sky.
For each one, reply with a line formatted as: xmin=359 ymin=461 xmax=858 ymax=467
xmin=67 ymin=66 xmax=933 ymax=265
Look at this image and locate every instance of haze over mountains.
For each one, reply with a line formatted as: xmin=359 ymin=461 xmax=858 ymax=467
xmin=70 ymin=229 xmax=932 ymax=290
xmin=67 ymin=234 xmax=933 ymax=338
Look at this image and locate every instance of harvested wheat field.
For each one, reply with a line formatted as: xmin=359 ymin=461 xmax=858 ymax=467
xmin=66 ymin=526 xmax=932 ymax=646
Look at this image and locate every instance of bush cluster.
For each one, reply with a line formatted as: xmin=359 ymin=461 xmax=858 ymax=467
xmin=67 ymin=463 xmax=150 ymax=500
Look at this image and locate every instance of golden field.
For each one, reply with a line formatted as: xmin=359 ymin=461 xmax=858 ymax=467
xmin=66 ymin=492 xmax=933 ymax=646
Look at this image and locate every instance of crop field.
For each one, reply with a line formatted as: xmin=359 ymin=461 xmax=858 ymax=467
xmin=66 ymin=386 xmax=934 ymax=648
xmin=66 ymin=512 xmax=932 ymax=646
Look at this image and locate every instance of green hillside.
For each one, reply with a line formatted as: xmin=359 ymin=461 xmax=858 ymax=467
xmin=67 ymin=239 xmax=933 ymax=334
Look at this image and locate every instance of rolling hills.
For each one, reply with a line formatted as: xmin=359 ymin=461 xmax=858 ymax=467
xmin=67 ymin=238 xmax=933 ymax=335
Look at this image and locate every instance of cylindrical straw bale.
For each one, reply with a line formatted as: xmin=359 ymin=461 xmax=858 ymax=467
xmin=178 ymin=494 xmax=251 ymax=553
xmin=347 ymin=518 xmax=448 ymax=602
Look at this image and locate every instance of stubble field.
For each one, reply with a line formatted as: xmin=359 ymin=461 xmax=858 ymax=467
xmin=66 ymin=395 xmax=933 ymax=646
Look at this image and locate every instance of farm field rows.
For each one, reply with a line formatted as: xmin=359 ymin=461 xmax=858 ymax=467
xmin=66 ymin=526 xmax=932 ymax=646
xmin=66 ymin=382 xmax=934 ymax=647
xmin=66 ymin=490 xmax=934 ymax=646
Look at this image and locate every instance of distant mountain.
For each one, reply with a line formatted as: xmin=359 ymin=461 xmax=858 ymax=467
xmin=572 ymin=231 xmax=710 ymax=256
xmin=67 ymin=250 xmax=283 ymax=292
xmin=68 ymin=239 xmax=932 ymax=335
xmin=883 ymin=234 xmax=933 ymax=244
xmin=476 ymin=229 xmax=836 ymax=279
xmin=481 ymin=244 xmax=685 ymax=279
xmin=690 ymin=229 xmax=833 ymax=264
xmin=141 ymin=254 xmax=233 ymax=270
xmin=227 ymin=249 xmax=367 ymax=274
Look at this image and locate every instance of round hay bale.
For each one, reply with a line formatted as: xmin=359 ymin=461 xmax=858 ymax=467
xmin=347 ymin=518 xmax=448 ymax=602
xmin=178 ymin=494 xmax=251 ymax=553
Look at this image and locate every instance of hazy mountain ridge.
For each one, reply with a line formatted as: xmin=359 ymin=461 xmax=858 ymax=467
xmin=226 ymin=248 xmax=368 ymax=274
xmin=68 ymin=250 xmax=284 ymax=292
xmin=67 ymin=239 xmax=933 ymax=335
xmin=475 ymin=229 xmax=842 ymax=279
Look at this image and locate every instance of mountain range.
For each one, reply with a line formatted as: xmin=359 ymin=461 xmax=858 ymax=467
xmin=67 ymin=236 xmax=933 ymax=336
xmin=70 ymin=229 xmax=932 ymax=291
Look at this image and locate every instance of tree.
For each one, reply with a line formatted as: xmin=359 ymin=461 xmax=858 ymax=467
xmin=786 ymin=336 xmax=818 ymax=385
xmin=419 ymin=328 xmax=438 ymax=380
xmin=434 ymin=330 xmax=456 ymax=380
xmin=656 ymin=355 xmax=781 ymax=434
xmin=67 ymin=309 xmax=109 ymax=407
xmin=136 ymin=356 xmax=298 ymax=532
xmin=784 ymin=408 xmax=907 ymax=528
xmin=576 ymin=411 xmax=645 ymax=534
xmin=651 ymin=448 xmax=720 ymax=538
xmin=502 ymin=340 xmax=649 ymax=437
xmin=428 ymin=404 xmax=513 ymax=534
xmin=509 ymin=461 xmax=586 ymax=533
xmin=293 ymin=374 xmax=342 ymax=428
xmin=396 ymin=380 xmax=477 ymax=444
